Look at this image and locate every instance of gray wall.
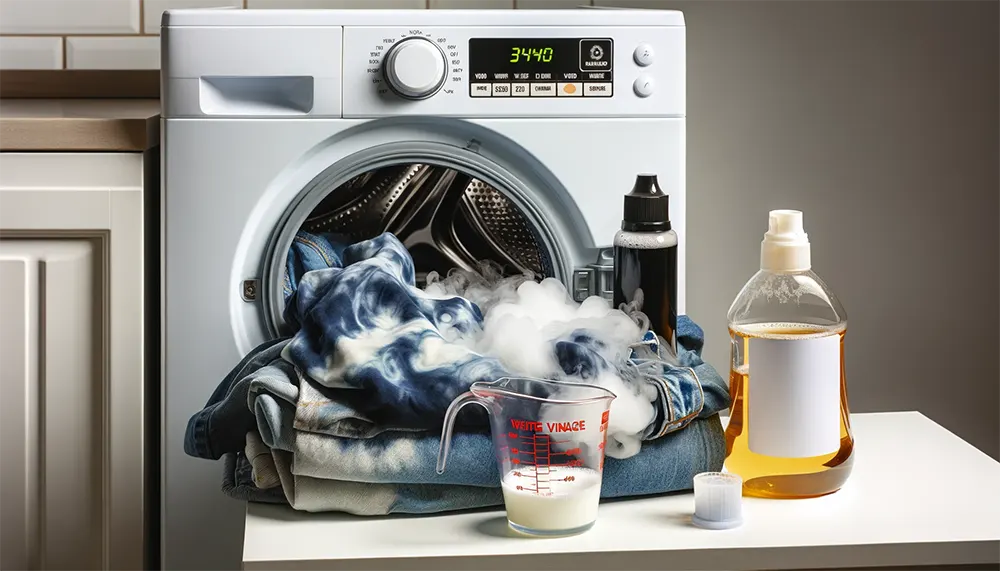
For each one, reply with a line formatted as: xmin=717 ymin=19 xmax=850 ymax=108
xmin=597 ymin=0 xmax=998 ymax=458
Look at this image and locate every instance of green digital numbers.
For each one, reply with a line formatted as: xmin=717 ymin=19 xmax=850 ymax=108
xmin=509 ymin=46 xmax=555 ymax=64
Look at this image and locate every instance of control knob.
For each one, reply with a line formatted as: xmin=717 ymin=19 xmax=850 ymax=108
xmin=382 ymin=37 xmax=448 ymax=100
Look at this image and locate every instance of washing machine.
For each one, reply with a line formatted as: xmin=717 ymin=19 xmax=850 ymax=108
xmin=161 ymin=8 xmax=685 ymax=569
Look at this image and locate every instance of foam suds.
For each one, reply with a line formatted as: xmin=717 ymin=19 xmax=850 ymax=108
xmin=424 ymin=264 xmax=658 ymax=459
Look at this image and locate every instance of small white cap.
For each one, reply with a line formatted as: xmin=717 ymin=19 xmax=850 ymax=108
xmin=691 ymin=472 xmax=743 ymax=530
xmin=760 ymin=209 xmax=811 ymax=272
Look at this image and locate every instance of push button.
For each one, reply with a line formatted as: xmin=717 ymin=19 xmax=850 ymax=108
xmin=633 ymin=75 xmax=654 ymax=98
xmin=511 ymin=83 xmax=530 ymax=97
xmin=531 ymin=83 xmax=556 ymax=97
xmin=471 ymin=83 xmax=491 ymax=97
xmin=492 ymin=83 xmax=511 ymax=96
xmin=558 ymin=82 xmax=583 ymax=97
xmin=579 ymin=39 xmax=613 ymax=72
xmin=633 ymin=43 xmax=654 ymax=67
xmin=584 ymin=83 xmax=613 ymax=97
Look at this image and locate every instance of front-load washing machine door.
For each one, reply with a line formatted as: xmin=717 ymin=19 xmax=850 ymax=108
xmin=230 ymin=116 xmax=602 ymax=347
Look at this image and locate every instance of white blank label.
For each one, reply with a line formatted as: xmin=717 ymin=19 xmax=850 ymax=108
xmin=748 ymin=335 xmax=841 ymax=458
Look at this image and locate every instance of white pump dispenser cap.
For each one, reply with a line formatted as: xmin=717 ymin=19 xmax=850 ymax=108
xmin=760 ymin=209 xmax=811 ymax=272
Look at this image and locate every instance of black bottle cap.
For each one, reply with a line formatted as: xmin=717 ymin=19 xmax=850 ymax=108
xmin=622 ymin=174 xmax=671 ymax=232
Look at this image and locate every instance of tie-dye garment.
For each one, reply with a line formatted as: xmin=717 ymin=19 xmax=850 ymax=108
xmin=216 ymin=314 xmax=728 ymax=514
xmin=278 ymin=233 xmax=722 ymax=452
xmin=189 ymin=232 xmax=731 ymax=515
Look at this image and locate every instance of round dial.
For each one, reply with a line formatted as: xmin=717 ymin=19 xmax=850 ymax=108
xmin=383 ymin=37 xmax=448 ymax=100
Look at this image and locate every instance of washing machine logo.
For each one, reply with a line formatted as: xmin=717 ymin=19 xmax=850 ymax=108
xmin=580 ymin=40 xmax=612 ymax=71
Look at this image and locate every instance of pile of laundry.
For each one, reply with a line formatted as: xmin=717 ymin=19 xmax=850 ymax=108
xmin=184 ymin=232 xmax=730 ymax=515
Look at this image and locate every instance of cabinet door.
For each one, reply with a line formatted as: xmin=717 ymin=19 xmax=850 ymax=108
xmin=0 ymin=239 xmax=105 ymax=571
xmin=0 ymin=152 xmax=147 ymax=571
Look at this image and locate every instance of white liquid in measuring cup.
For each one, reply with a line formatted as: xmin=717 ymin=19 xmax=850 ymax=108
xmin=500 ymin=466 xmax=602 ymax=533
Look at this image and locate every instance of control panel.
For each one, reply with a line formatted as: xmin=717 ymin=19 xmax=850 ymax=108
xmin=468 ymin=38 xmax=614 ymax=98
xmin=343 ymin=26 xmax=684 ymax=118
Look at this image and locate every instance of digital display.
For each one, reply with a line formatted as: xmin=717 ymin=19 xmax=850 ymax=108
xmin=508 ymin=46 xmax=554 ymax=64
xmin=468 ymin=37 xmax=614 ymax=98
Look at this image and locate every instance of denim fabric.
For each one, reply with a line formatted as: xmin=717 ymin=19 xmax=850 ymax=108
xmin=221 ymin=451 xmax=287 ymax=504
xmin=255 ymin=326 xmax=726 ymax=490
xmin=282 ymin=231 xmax=349 ymax=306
xmin=245 ymin=431 xmax=281 ymax=489
xmin=271 ymin=448 xmax=503 ymax=515
xmin=184 ymin=337 xmax=288 ymax=460
xmin=190 ymin=231 xmax=732 ymax=516
xmin=280 ymin=233 xmax=718 ymax=452
xmin=207 ymin=317 xmax=729 ymax=514
xmin=223 ymin=416 xmax=725 ymax=515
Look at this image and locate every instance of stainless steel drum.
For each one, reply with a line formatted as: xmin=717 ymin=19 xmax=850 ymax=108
xmin=298 ymin=163 xmax=555 ymax=282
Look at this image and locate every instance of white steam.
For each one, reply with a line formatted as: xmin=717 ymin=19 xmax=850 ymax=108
xmin=424 ymin=264 xmax=658 ymax=459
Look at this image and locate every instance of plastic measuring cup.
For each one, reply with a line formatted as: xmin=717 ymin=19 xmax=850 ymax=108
xmin=437 ymin=377 xmax=616 ymax=536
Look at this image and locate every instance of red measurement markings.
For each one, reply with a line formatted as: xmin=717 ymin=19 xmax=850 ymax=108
xmin=563 ymin=476 xmax=576 ymax=482
xmin=546 ymin=459 xmax=584 ymax=468
xmin=598 ymin=410 xmax=610 ymax=470
xmin=533 ymin=434 xmax=552 ymax=495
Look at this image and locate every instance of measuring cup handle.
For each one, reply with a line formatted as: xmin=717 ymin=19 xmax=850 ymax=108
xmin=436 ymin=391 xmax=488 ymax=475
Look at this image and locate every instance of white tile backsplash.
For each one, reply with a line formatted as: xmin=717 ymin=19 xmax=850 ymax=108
xmin=143 ymin=0 xmax=242 ymax=35
xmin=0 ymin=0 xmax=605 ymax=71
xmin=0 ymin=37 xmax=63 ymax=70
xmin=66 ymin=37 xmax=160 ymax=70
xmin=431 ymin=0 xmax=513 ymax=8
xmin=0 ymin=0 xmax=140 ymax=34
xmin=247 ymin=0 xmax=426 ymax=7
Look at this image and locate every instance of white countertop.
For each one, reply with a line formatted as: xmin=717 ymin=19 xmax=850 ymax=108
xmin=243 ymin=412 xmax=1000 ymax=570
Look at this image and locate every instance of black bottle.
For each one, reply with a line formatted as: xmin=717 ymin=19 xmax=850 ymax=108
xmin=613 ymin=174 xmax=678 ymax=352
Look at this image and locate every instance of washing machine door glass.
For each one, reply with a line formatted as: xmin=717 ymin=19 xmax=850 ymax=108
xmin=260 ymin=138 xmax=585 ymax=339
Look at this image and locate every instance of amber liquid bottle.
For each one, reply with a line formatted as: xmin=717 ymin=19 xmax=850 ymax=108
xmin=724 ymin=210 xmax=853 ymax=498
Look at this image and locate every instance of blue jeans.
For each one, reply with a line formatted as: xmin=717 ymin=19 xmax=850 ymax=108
xmin=282 ymin=231 xmax=349 ymax=307
xmin=222 ymin=414 xmax=724 ymax=515
xmin=185 ymin=232 xmax=731 ymax=515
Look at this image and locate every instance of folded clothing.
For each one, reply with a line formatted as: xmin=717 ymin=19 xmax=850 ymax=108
xmin=224 ymin=414 xmax=724 ymax=515
xmin=187 ymin=231 xmax=732 ymax=515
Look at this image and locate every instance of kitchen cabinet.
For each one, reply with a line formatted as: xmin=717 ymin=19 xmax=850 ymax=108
xmin=0 ymin=149 xmax=156 ymax=570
